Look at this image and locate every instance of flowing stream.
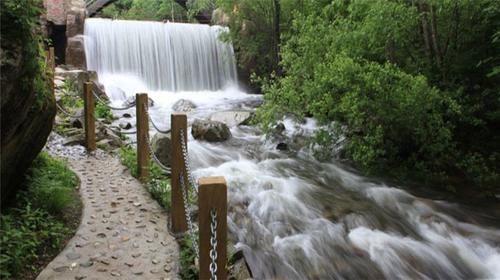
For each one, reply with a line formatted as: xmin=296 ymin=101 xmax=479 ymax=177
xmin=84 ymin=19 xmax=500 ymax=279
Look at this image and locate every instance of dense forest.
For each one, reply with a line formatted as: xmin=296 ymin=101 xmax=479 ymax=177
xmin=102 ymin=0 xmax=499 ymax=196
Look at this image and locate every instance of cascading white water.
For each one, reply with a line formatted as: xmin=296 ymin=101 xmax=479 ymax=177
xmin=82 ymin=17 xmax=500 ymax=280
xmin=84 ymin=18 xmax=237 ymax=92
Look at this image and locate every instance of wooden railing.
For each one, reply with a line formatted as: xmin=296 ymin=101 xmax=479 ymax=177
xmin=80 ymin=86 xmax=228 ymax=279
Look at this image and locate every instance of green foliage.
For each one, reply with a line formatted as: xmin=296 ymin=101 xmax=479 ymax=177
xmin=179 ymin=234 xmax=199 ymax=279
xmin=119 ymin=145 xmax=139 ymax=177
xmin=256 ymin=0 xmax=499 ymax=194
xmin=25 ymin=152 xmax=78 ymax=217
xmin=95 ymin=101 xmax=114 ymax=122
xmin=99 ymin=0 xmax=189 ymax=21
xmin=0 ymin=0 xmax=51 ymax=106
xmin=0 ymin=152 xmax=77 ymax=278
xmin=0 ymin=204 xmax=68 ymax=278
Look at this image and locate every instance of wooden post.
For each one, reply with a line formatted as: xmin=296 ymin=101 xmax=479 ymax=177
xmin=198 ymin=177 xmax=227 ymax=280
xmin=83 ymin=82 xmax=96 ymax=152
xmin=46 ymin=47 xmax=55 ymax=96
xmin=171 ymin=113 xmax=188 ymax=233
xmin=136 ymin=93 xmax=150 ymax=182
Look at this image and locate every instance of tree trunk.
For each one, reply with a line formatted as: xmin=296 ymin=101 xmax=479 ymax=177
xmin=418 ymin=3 xmax=433 ymax=63
xmin=429 ymin=4 xmax=442 ymax=68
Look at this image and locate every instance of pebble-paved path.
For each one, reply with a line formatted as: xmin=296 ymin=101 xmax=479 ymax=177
xmin=37 ymin=135 xmax=179 ymax=280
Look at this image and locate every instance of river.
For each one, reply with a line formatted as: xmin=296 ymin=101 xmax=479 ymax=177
xmin=84 ymin=18 xmax=500 ymax=279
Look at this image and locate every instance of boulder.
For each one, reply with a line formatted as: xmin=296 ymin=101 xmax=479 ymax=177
xmin=66 ymin=35 xmax=86 ymax=68
xmin=119 ymin=122 xmax=132 ymax=130
xmin=151 ymin=133 xmax=172 ymax=167
xmin=1 ymin=17 xmax=56 ymax=205
xmin=55 ymin=68 xmax=89 ymax=94
xmin=172 ymin=99 xmax=196 ymax=112
xmin=124 ymin=95 xmax=154 ymax=107
xmin=44 ymin=0 xmax=67 ymax=25
xmin=65 ymin=8 xmax=85 ymax=39
xmin=191 ymin=119 xmax=231 ymax=142
xmin=209 ymin=110 xmax=253 ymax=127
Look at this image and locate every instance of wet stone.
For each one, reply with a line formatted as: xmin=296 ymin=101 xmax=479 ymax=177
xmin=97 ymin=233 xmax=106 ymax=238
xmin=133 ymin=270 xmax=144 ymax=275
xmin=75 ymin=276 xmax=87 ymax=280
xmin=132 ymin=253 xmax=142 ymax=258
xmin=164 ymin=265 xmax=172 ymax=272
xmin=125 ymin=262 xmax=134 ymax=267
xmin=150 ymin=269 xmax=161 ymax=274
xmin=80 ymin=260 xmax=94 ymax=268
xmin=53 ymin=266 xmax=69 ymax=272
xmin=152 ymin=259 xmax=159 ymax=264
xmin=66 ymin=252 xmax=81 ymax=260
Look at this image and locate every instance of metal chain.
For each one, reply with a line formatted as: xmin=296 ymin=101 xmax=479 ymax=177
xmin=148 ymin=115 xmax=171 ymax=134
xmin=179 ymin=173 xmax=199 ymax=259
xmin=56 ymin=102 xmax=83 ymax=118
xmin=92 ymin=89 xmax=136 ymax=111
xmin=179 ymin=129 xmax=199 ymax=194
xmin=147 ymin=139 xmax=171 ymax=173
xmin=209 ymin=209 xmax=218 ymax=280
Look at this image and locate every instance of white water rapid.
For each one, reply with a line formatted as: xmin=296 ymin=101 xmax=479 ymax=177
xmin=84 ymin=18 xmax=500 ymax=279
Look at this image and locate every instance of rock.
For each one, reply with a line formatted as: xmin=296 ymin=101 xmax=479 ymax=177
xmin=172 ymin=99 xmax=196 ymax=112
xmin=191 ymin=119 xmax=231 ymax=142
xmin=209 ymin=110 xmax=253 ymax=127
xmin=151 ymin=133 xmax=172 ymax=167
xmin=45 ymin=0 xmax=67 ymax=25
xmin=124 ymin=96 xmax=154 ymax=107
xmin=66 ymin=8 xmax=85 ymax=39
xmin=230 ymin=258 xmax=252 ymax=280
xmin=122 ymin=113 xmax=132 ymax=118
xmin=70 ymin=108 xmax=84 ymax=128
xmin=274 ymin=123 xmax=286 ymax=135
xmin=1 ymin=23 xmax=56 ymax=203
xmin=66 ymin=35 xmax=86 ymax=68
xmin=276 ymin=143 xmax=288 ymax=151
xmin=119 ymin=122 xmax=132 ymax=130
xmin=63 ymin=134 xmax=85 ymax=146
xmin=56 ymin=69 xmax=89 ymax=95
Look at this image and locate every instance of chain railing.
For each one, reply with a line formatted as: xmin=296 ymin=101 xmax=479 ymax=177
xmin=56 ymin=102 xmax=84 ymax=118
xmin=149 ymin=115 xmax=171 ymax=134
xmin=60 ymin=80 xmax=228 ymax=277
xmin=209 ymin=208 xmax=218 ymax=280
xmin=92 ymin=89 xmax=136 ymax=111
xmin=180 ymin=173 xmax=199 ymax=258
xmin=171 ymin=113 xmax=227 ymax=279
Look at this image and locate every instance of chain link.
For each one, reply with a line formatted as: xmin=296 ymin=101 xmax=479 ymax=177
xmin=209 ymin=209 xmax=218 ymax=280
xmin=149 ymin=115 xmax=171 ymax=134
xmin=179 ymin=129 xmax=199 ymax=194
xmin=92 ymin=89 xmax=136 ymax=111
xmin=147 ymin=140 xmax=171 ymax=173
xmin=180 ymin=172 xmax=199 ymax=259
xmin=56 ymin=102 xmax=84 ymax=118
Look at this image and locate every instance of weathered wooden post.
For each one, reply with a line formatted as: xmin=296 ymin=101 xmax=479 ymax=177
xmin=198 ymin=177 xmax=227 ymax=280
xmin=83 ymin=82 xmax=96 ymax=152
xmin=136 ymin=93 xmax=150 ymax=182
xmin=171 ymin=113 xmax=188 ymax=233
xmin=46 ymin=47 xmax=55 ymax=96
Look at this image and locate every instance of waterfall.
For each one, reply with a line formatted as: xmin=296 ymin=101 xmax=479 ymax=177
xmin=84 ymin=18 xmax=238 ymax=92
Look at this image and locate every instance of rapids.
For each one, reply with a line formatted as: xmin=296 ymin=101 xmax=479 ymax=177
xmin=83 ymin=19 xmax=500 ymax=279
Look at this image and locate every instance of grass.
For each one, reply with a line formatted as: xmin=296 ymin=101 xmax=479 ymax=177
xmin=0 ymin=152 xmax=81 ymax=279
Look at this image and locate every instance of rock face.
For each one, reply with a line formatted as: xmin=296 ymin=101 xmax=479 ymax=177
xmin=151 ymin=133 xmax=172 ymax=167
xmin=66 ymin=35 xmax=86 ymax=68
xmin=191 ymin=119 xmax=231 ymax=142
xmin=209 ymin=110 xmax=253 ymax=127
xmin=1 ymin=19 xmax=56 ymax=204
xmin=172 ymin=99 xmax=197 ymax=112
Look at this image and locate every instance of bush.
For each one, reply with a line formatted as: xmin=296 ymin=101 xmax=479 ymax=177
xmin=0 ymin=205 xmax=68 ymax=279
xmin=0 ymin=152 xmax=77 ymax=278
xmin=25 ymin=152 xmax=78 ymax=216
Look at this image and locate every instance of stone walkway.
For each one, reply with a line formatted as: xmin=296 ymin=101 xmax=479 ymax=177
xmin=37 ymin=135 xmax=179 ymax=280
